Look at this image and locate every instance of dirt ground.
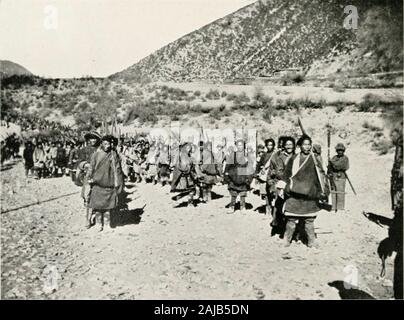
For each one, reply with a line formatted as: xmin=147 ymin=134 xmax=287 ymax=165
xmin=0 ymin=142 xmax=396 ymax=299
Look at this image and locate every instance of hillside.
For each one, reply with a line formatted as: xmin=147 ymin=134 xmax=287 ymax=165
xmin=111 ymin=0 xmax=402 ymax=83
xmin=0 ymin=60 xmax=32 ymax=78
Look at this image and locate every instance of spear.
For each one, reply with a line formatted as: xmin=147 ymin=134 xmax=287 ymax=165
xmin=298 ymin=117 xmax=308 ymax=136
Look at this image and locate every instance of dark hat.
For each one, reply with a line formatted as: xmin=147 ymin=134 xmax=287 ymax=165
xmin=102 ymin=135 xmax=118 ymax=145
xmin=335 ymin=143 xmax=345 ymax=151
xmin=84 ymin=131 xmax=101 ymax=141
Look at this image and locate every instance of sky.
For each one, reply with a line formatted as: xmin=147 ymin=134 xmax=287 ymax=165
xmin=0 ymin=0 xmax=255 ymax=78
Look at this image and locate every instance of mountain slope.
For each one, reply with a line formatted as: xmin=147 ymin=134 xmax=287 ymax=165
xmin=111 ymin=0 xmax=378 ymax=82
xmin=0 ymin=60 xmax=33 ymax=78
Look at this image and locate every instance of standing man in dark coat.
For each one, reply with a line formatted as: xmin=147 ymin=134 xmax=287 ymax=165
xmin=199 ymin=141 xmax=220 ymax=203
xmin=171 ymin=142 xmax=198 ymax=207
xmin=87 ymin=135 xmax=124 ymax=231
xmin=77 ymin=132 xmax=101 ymax=228
xmin=224 ymin=139 xmax=254 ymax=214
xmin=55 ymin=141 xmax=67 ymax=176
xmin=23 ymin=141 xmax=34 ymax=177
xmin=327 ymin=143 xmax=350 ymax=212
xmin=256 ymin=139 xmax=276 ymax=214
xmin=283 ymin=135 xmax=328 ymax=248
xmin=267 ymin=136 xmax=295 ymax=232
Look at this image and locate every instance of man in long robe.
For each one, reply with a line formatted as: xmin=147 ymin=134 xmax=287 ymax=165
xmin=199 ymin=141 xmax=220 ymax=203
xmin=170 ymin=142 xmax=198 ymax=207
xmin=87 ymin=135 xmax=124 ymax=231
xmin=256 ymin=138 xmax=276 ymax=213
xmin=224 ymin=139 xmax=254 ymax=214
xmin=33 ymin=142 xmax=47 ymax=179
xmin=283 ymin=135 xmax=328 ymax=248
xmin=267 ymin=137 xmax=295 ymax=232
xmin=157 ymin=144 xmax=171 ymax=186
xmin=77 ymin=132 xmax=101 ymax=228
xmin=327 ymin=143 xmax=349 ymax=212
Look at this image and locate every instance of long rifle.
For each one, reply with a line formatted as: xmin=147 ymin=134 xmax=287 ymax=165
xmin=345 ymin=172 xmax=357 ymax=195
xmin=298 ymin=117 xmax=308 ymax=136
xmin=327 ymin=125 xmax=337 ymax=192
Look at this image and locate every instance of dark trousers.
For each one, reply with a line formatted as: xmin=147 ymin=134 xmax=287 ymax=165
xmin=285 ymin=217 xmax=316 ymax=246
xmin=229 ymin=190 xmax=247 ymax=209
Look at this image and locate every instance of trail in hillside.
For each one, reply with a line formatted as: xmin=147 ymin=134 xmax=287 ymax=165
xmin=0 ymin=153 xmax=395 ymax=299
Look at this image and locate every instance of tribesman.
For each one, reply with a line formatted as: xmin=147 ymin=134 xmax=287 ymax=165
xmin=55 ymin=141 xmax=67 ymax=176
xmin=170 ymin=142 xmax=198 ymax=207
xmin=283 ymin=135 xmax=328 ymax=248
xmin=214 ymin=143 xmax=226 ymax=180
xmin=267 ymin=136 xmax=295 ymax=232
xmin=145 ymin=143 xmax=159 ymax=184
xmin=77 ymin=131 xmax=101 ymax=228
xmin=120 ymin=140 xmax=131 ymax=179
xmin=33 ymin=141 xmax=47 ymax=179
xmin=256 ymin=139 xmax=276 ymax=214
xmin=87 ymin=135 xmax=124 ymax=231
xmin=198 ymin=141 xmax=220 ymax=203
xmin=23 ymin=141 xmax=34 ymax=177
xmin=169 ymin=141 xmax=180 ymax=183
xmin=157 ymin=144 xmax=171 ymax=186
xmin=190 ymin=143 xmax=203 ymax=200
xmin=224 ymin=139 xmax=254 ymax=214
xmin=327 ymin=143 xmax=350 ymax=212
xmin=49 ymin=141 xmax=58 ymax=176
xmin=124 ymin=142 xmax=143 ymax=183
xmin=67 ymin=140 xmax=80 ymax=182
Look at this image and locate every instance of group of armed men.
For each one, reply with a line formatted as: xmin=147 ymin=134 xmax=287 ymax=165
xmin=19 ymin=130 xmax=353 ymax=249
xmin=5 ymin=118 xmax=403 ymax=299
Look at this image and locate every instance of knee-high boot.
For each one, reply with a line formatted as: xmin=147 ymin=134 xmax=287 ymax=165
xmin=284 ymin=218 xmax=297 ymax=247
xmin=305 ymin=218 xmax=316 ymax=247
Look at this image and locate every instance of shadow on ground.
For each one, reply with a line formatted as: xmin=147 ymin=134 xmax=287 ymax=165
xmin=111 ymin=205 xmax=145 ymax=227
xmin=328 ymin=281 xmax=376 ymax=299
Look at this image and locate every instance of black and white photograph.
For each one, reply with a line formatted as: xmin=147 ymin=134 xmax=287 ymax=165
xmin=0 ymin=0 xmax=403 ymax=303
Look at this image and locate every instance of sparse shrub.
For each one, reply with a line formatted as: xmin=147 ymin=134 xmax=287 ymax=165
xmin=251 ymin=88 xmax=273 ymax=109
xmin=190 ymin=104 xmax=203 ymax=114
xmin=221 ymin=91 xmax=228 ymax=98
xmin=194 ymin=90 xmax=201 ymax=97
xmin=226 ymin=93 xmax=237 ymax=101
xmin=333 ymin=85 xmax=346 ymax=92
xmin=210 ymin=104 xmax=230 ymax=120
xmin=357 ymin=93 xmax=381 ymax=112
xmin=210 ymin=108 xmax=222 ymax=120
xmin=206 ymin=89 xmax=221 ymax=100
xmin=372 ymin=139 xmax=393 ymax=155
xmin=335 ymin=104 xmax=346 ymax=113
xmin=362 ymin=121 xmax=382 ymax=131
xmin=281 ymin=72 xmax=305 ymax=85
xmin=263 ymin=109 xmax=272 ymax=123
